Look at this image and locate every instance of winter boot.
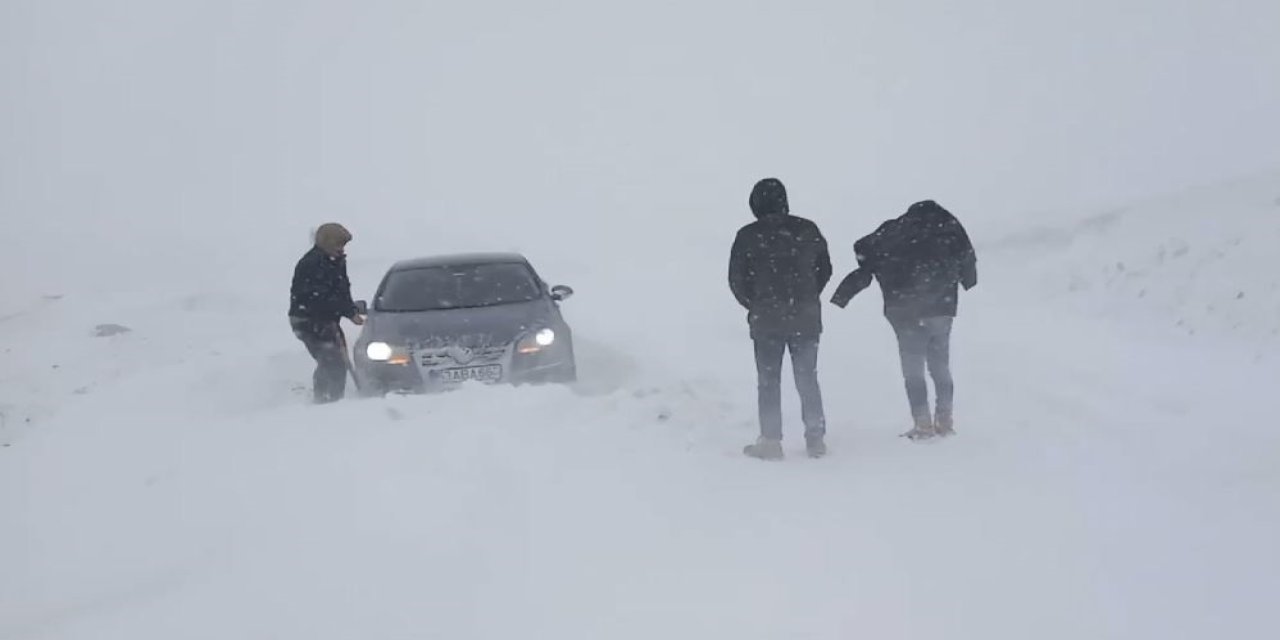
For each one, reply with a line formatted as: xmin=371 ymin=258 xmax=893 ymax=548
xmin=935 ymin=412 xmax=956 ymax=437
xmin=901 ymin=415 xmax=937 ymax=441
xmin=743 ymin=437 xmax=784 ymax=460
xmin=805 ymin=435 xmax=827 ymax=459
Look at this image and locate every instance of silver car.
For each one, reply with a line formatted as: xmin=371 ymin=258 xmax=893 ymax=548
xmin=351 ymin=252 xmax=577 ymax=395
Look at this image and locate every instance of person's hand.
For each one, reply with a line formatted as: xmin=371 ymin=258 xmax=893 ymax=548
xmin=350 ymin=314 xmax=366 ymax=326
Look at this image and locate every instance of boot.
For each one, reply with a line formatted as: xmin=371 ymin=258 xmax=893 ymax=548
xmin=805 ymin=435 xmax=827 ymax=459
xmin=743 ymin=437 xmax=784 ymax=460
xmin=901 ymin=415 xmax=937 ymax=441
xmin=935 ymin=412 xmax=955 ymax=437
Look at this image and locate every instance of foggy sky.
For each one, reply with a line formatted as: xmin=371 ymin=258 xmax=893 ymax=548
xmin=3 ymin=0 xmax=1279 ymax=296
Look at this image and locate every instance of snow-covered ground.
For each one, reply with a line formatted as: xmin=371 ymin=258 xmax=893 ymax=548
xmin=5 ymin=1 xmax=1280 ymax=638
xmin=3 ymin=174 xmax=1279 ymax=639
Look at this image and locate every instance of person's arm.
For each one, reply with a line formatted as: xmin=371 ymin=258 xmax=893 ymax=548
xmin=728 ymin=230 xmax=754 ymax=310
xmin=336 ymin=262 xmax=360 ymax=319
xmin=291 ymin=254 xmax=332 ymax=317
xmin=960 ymin=253 xmax=977 ymax=291
xmin=955 ymin=221 xmax=978 ymax=290
xmin=813 ymin=225 xmax=833 ymax=292
xmin=830 ymin=229 xmax=884 ymax=308
xmin=830 ymin=268 xmax=873 ymax=308
xmin=297 ymin=255 xmax=359 ymax=321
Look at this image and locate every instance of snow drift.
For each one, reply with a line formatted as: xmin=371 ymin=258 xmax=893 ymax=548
xmin=4 ymin=172 xmax=1279 ymax=639
xmin=4 ymin=1 xmax=1280 ymax=638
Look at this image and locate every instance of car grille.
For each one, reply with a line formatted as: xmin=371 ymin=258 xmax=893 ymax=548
xmin=417 ymin=344 xmax=509 ymax=368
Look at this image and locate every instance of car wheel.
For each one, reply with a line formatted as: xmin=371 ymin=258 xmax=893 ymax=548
xmin=559 ymin=340 xmax=578 ymax=384
xmin=557 ymin=352 xmax=578 ymax=384
xmin=356 ymin=376 xmax=388 ymax=398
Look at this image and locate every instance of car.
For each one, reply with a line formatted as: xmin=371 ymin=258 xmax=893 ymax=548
xmin=351 ymin=252 xmax=577 ymax=395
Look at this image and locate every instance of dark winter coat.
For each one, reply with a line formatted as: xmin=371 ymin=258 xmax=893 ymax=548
xmin=289 ymin=246 xmax=359 ymax=323
xmin=729 ymin=179 xmax=834 ymax=339
xmin=831 ymin=200 xmax=977 ymax=321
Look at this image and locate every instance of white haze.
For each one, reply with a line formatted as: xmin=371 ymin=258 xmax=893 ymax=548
xmin=4 ymin=0 xmax=1280 ymax=299
xmin=3 ymin=2 xmax=1280 ymax=639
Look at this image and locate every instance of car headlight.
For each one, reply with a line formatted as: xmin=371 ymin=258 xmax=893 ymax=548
xmin=366 ymin=341 xmax=393 ymax=362
xmin=535 ymin=328 xmax=556 ymax=347
xmin=518 ymin=328 xmax=557 ymax=354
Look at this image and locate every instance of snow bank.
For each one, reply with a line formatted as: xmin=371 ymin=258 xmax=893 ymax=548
xmin=4 ymin=1 xmax=1280 ymax=638
xmin=992 ymin=173 xmax=1280 ymax=357
xmin=4 ymin=174 xmax=1280 ymax=639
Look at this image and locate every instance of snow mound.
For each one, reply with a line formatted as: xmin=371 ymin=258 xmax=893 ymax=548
xmin=3 ymin=174 xmax=1280 ymax=639
xmin=994 ymin=173 xmax=1280 ymax=354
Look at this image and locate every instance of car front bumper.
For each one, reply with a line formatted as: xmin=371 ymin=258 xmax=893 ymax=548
xmin=355 ymin=341 xmax=574 ymax=394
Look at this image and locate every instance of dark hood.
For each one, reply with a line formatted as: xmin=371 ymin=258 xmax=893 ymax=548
xmin=367 ymin=299 xmax=553 ymax=348
xmin=857 ymin=201 xmax=959 ymax=258
xmin=749 ymin=178 xmax=789 ymax=219
xmin=900 ymin=199 xmax=956 ymax=228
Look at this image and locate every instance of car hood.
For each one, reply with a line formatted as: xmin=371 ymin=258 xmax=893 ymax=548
xmin=366 ymin=299 xmax=553 ymax=348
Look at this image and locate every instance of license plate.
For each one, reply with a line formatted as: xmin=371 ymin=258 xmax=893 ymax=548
xmin=437 ymin=365 xmax=502 ymax=383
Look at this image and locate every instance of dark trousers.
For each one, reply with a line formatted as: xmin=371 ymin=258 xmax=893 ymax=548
xmin=888 ymin=316 xmax=954 ymax=422
xmin=754 ymin=334 xmax=826 ymax=441
xmin=290 ymin=317 xmax=349 ymax=403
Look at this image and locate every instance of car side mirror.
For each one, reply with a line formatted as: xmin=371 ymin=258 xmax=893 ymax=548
xmin=550 ymin=285 xmax=574 ymax=302
xmin=355 ymin=300 xmax=369 ymax=315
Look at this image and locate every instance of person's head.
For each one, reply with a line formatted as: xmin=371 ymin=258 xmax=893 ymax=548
xmin=314 ymin=223 xmax=352 ymax=257
xmin=903 ymin=200 xmax=950 ymax=220
xmin=749 ymin=178 xmax=789 ymax=219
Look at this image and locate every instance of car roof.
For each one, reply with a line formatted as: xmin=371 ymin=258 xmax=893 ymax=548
xmin=388 ymin=252 xmax=530 ymax=272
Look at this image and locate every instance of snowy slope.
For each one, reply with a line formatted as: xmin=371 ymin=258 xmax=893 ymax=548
xmin=3 ymin=175 xmax=1280 ymax=639
xmin=993 ymin=172 xmax=1280 ymax=356
xmin=5 ymin=1 xmax=1280 ymax=638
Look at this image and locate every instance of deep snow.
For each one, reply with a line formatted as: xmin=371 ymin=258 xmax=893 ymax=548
xmin=3 ymin=175 xmax=1279 ymax=639
xmin=5 ymin=1 xmax=1280 ymax=638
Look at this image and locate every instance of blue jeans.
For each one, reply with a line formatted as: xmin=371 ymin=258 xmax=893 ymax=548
xmin=754 ymin=335 xmax=826 ymax=441
xmin=889 ymin=316 xmax=954 ymax=422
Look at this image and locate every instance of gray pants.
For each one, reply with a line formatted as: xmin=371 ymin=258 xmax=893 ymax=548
xmin=290 ymin=317 xmax=349 ymax=403
xmin=754 ymin=335 xmax=826 ymax=441
xmin=888 ymin=316 xmax=954 ymax=423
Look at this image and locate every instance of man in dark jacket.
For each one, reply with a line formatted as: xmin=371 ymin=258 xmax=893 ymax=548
xmin=730 ymin=178 xmax=833 ymax=459
xmin=831 ymin=200 xmax=977 ymax=439
xmin=289 ymin=223 xmax=364 ymax=403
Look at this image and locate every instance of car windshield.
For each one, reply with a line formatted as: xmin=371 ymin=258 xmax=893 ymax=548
xmin=376 ymin=262 xmax=543 ymax=312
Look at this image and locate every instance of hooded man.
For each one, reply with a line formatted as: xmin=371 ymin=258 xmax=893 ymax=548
xmin=831 ymin=200 xmax=977 ymax=439
xmin=729 ymin=178 xmax=833 ymax=459
xmin=289 ymin=223 xmax=364 ymax=403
